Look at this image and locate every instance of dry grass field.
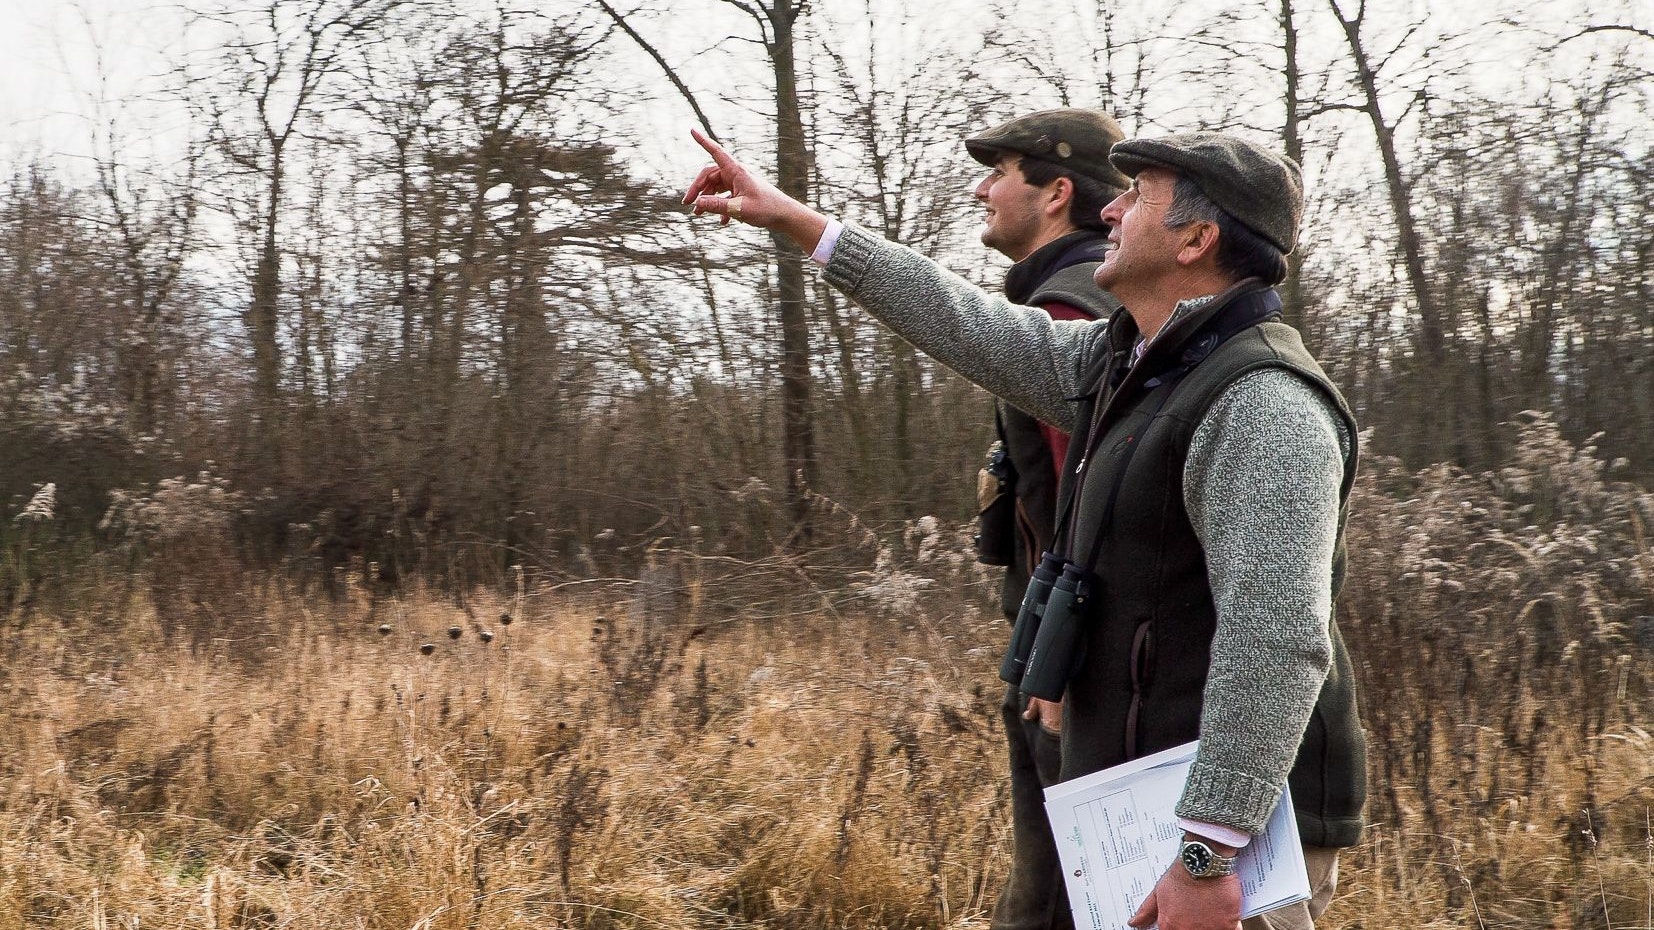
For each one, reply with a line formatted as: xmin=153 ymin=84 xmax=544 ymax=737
xmin=0 ymin=575 xmax=1017 ymax=930
xmin=1 ymin=419 xmax=1651 ymax=929
xmin=0 ymin=569 xmax=1647 ymax=930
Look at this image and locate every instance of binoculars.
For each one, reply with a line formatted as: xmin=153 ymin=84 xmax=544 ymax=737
xmin=1000 ymin=551 xmax=1092 ymax=701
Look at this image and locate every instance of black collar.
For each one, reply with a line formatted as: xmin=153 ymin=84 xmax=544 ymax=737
xmin=1080 ymin=280 xmax=1281 ymax=397
xmin=1121 ymin=280 xmax=1282 ymax=390
xmin=1003 ymin=230 xmax=1110 ymax=304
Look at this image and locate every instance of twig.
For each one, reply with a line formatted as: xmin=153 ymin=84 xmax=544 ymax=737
xmin=1644 ymin=808 xmax=1650 ymax=930
xmin=1584 ymin=808 xmax=1613 ymax=928
xmin=1449 ymin=839 xmax=1488 ymax=930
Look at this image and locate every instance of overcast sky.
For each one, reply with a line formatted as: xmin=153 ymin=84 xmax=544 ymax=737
xmin=0 ymin=0 xmax=198 ymax=171
xmin=0 ymin=0 xmax=1644 ymax=184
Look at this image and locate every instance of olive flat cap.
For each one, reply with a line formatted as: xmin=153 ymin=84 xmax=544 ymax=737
xmin=966 ymin=109 xmax=1131 ymax=193
xmin=1109 ymin=132 xmax=1304 ymax=254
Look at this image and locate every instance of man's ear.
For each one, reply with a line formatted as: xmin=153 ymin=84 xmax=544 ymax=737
xmin=1176 ymin=222 xmax=1221 ymax=267
xmin=1046 ymin=176 xmax=1074 ymax=217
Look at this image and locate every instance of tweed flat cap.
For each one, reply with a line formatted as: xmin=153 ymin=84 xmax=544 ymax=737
xmin=1109 ymin=132 xmax=1304 ymax=254
xmin=966 ymin=109 xmax=1131 ymax=193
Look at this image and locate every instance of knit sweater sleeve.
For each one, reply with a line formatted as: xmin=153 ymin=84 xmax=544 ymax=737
xmin=822 ymin=223 xmax=1100 ymax=431
xmin=1174 ymin=368 xmax=1351 ymax=834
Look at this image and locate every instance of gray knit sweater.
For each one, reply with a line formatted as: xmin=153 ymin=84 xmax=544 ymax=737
xmin=822 ymin=223 xmax=1350 ymax=834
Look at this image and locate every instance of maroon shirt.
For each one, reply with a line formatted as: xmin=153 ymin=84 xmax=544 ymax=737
xmin=1037 ymin=302 xmax=1095 ymax=481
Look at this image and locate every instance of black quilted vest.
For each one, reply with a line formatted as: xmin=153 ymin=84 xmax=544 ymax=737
xmin=1053 ymin=281 xmax=1368 ymax=847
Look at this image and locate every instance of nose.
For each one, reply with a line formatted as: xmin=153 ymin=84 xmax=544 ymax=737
xmin=1100 ymin=189 xmax=1129 ymax=228
xmin=974 ymin=174 xmax=992 ymax=201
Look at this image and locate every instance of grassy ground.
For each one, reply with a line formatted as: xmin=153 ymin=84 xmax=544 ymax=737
xmin=0 ymin=567 xmax=1649 ymax=930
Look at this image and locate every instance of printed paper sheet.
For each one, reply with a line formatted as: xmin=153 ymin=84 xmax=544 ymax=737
xmin=1043 ymin=740 xmax=1310 ymax=929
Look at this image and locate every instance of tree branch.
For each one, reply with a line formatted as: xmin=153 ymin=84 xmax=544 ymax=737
xmin=1298 ymin=101 xmax=1369 ymax=119
xmin=594 ymin=0 xmax=720 ymax=140
xmin=1557 ymin=23 xmax=1654 ymax=47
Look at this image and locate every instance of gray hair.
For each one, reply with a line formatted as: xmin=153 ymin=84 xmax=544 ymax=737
xmin=1158 ymin=174 xmax=1290 ymax=285
xmin=1162 ymin=176 xmax=1226 ymax=230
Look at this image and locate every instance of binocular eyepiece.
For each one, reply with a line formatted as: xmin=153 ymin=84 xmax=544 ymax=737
xmin=999 ymin=551 xmax=1092 ymax=701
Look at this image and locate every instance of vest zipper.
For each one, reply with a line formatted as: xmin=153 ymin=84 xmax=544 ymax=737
xmin=1064 ymin=347 xmax=1133 ymax=544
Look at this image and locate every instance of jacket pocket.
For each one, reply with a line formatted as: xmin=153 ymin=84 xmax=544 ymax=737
xmin=1124 ymin=620 xmax=1156 ymax=761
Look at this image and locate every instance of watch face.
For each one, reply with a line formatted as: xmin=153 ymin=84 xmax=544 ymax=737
xmin=1181 ymin=842 xmax=1212 ymax=876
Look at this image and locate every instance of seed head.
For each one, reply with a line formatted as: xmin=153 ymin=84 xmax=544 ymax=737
xmin=447 ymin=626 xmax=463 ymax=640
xmin=479 ymin=630 xmax=494 ymax=643
xmin=15 ymin=483 xmax=56 ymax=523
xmin=419 ymin=643 xmax=435 ymax=656
xmin=499 ymin=612 xmax=513 ymax=626
xmin=377 ymin=623 xmax=393 ymax=636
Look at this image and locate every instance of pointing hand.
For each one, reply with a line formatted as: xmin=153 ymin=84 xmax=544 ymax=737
xmin=683 ymin=129 xmax=828 ymax=251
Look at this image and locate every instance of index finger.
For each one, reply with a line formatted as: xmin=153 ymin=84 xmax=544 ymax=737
xmin=692 ymin=127 xmax=739 ymax=171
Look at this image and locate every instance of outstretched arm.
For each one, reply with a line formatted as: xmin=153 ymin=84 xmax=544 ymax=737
xmin=682 ymin=130 xmax=1101 ymax=431
xmin=682 ymin=128 xmax=829 ymax=252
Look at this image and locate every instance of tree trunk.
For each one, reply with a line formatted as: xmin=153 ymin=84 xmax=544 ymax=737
xmin=1279 ymin=0 xmax=1306 ymax=332
xmin=766 ymin=0 xmax=817 ymax=546
xmin=1329 ymin=0 xmax=1447 ymax=462
xmin=248 ymin=149 xmax=286 ymax=464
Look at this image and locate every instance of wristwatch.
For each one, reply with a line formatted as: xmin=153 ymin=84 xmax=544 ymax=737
xmin=1178 ymin=839 xmax=1239 ymax=879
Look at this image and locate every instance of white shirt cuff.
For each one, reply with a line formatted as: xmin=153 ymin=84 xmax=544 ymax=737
xmin=810 ymin=218 xmax=844 ymax=265
xmin=1177 ymin=817 xmax=1252 ymax=849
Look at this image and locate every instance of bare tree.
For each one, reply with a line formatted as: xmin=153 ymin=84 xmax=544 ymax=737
xmin=810 ymin=1 xmax=1001 ymax=511
xmin=735 ymin=0 xmax=818 ymax=544
xmin=1325 ymin=0 xmax=1449 ymax=460
xmin=190 ymin=0 xmax=404 ymax=463
xmin=93 ymin=149 xmax=201 ymax=440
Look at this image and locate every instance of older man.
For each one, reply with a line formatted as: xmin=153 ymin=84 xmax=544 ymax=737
xmin=685 ymin=129 xmax=1366 ymax=930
